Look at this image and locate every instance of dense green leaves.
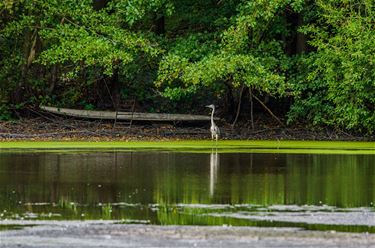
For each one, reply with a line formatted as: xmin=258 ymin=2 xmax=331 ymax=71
xmin=157 ymin=0 xmax=296 ymax=101
xmin=0 ymin=0 xmax=374 ymax=133
xmin=288 ymin=0 xmax=375 ymax=132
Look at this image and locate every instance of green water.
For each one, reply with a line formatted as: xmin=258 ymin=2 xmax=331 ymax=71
xmin=0 ymin=147 xmax=374 ymax=232
xmin=1 ymin=140 xmax=374 ymax=154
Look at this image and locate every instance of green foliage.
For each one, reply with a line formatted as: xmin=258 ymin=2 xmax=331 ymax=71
xmin=33 ymin=0 xmax=160 ymax=76
xmin=109 ymin=0 xmax=174 ymax=26
xmin=288 ymin=0 xmax=375 ymax=132
xmin=0 ymin=0 xmax=20 ymax=13
xmin=156 ymin=0 xmax=299 ymax=101
xmin=0 ymin=0 xmax=165 ymax=108
xmin=0 ymin=0 xmax=374 ymax=134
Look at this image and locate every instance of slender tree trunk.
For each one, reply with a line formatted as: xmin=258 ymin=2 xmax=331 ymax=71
xmin=110 ymin=65 xmax=120 ymax=109
xmin=223 ymin=82 xmax=235 ymax=121
xmin=231 ymin=84 xmax=245 ymax=128
xmin=48 ymin=65 xmax=58 ymax=94
xmin=249 ymin=88 xmax=254 ymax=130
xmin=13 ymin=29 xmax=39 ymax=103
xmin=155 ymin=15 xmax=165 ymax=35
xmin=253 ymin=94 xmax=284 ymax=126
xmin=93 ymin=0 xmax=108 ymax=10
xmin=285 ymin=11 xmax=306 ymax=55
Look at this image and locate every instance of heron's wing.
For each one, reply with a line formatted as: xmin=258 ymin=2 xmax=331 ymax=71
xmin=214 ymin=126 xmax=220 ymax=134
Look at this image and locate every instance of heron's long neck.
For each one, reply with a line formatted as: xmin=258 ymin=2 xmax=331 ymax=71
xmin=211 ymin=108 xmax=215 ymax=126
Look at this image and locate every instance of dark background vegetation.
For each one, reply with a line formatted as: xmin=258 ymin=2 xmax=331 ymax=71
xmin=0 ymin=0 xmax=374 ymax=134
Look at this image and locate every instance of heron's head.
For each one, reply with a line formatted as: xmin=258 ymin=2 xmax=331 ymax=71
xmin=205 ymin=104 xmax=215 ymax=109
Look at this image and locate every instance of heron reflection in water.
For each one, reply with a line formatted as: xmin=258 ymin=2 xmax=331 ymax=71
xmin=209 ymin=148 xmax=220 ymax=197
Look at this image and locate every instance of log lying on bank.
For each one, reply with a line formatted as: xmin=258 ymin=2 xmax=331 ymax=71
xmin=39 ymin=106 xmax=218 ymax=122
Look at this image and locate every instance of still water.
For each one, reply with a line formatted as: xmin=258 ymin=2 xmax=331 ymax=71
xmin=0 ymin=150 xmax=374 ymax=232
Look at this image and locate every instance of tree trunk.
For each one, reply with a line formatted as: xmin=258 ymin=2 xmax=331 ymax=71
xmin=285 ymin=11 xmax=306 ymax=55
xmin=93 ymin=0 xmax=108 ymax=10
xmin=48 ymin=65 xmax=58 ymax=94
xmin=154 ymin=14 xmax=165 ymax=35
xmin=110 ymin=66 xmax=120 ymax=109
xmin=249 ymin=88 xmax=254 ymax=130
xmin=231 ymin=85 xmax=245 ymax=128
xmin=253 ymin=94 xmax=284 ymax=126
xmin=223 ymin=82 xmax=235 ymax=121
xmin=13 ymin=29 xmax=39 ymax=103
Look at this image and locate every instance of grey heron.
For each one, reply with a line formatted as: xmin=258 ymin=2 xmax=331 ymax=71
xmin=206 ymin=104 xmax=220 ymax=141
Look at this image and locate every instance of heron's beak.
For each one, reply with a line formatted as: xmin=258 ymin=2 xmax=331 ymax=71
xmin=205 ymin=105 xmax=210 ymax=108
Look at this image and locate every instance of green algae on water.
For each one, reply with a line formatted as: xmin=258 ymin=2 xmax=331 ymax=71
xmin=0 ymin=140 xmax=374 ymax=154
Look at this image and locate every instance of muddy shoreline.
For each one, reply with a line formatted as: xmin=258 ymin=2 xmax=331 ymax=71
xmin=1 ymin=222 xmax=375 ymax=248
xmin=1 ymin=117 xmax=373 ymax=141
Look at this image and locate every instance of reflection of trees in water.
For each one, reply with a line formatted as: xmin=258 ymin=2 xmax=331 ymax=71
xmin=285 ymin=154 xmax=375 ymax=207
xmin=0 ymin=152 xmax=150 ymax=206
xmin=0 ymin=152 xmax=374 ymax=214
xmin=152 ymin=153 xmax=374 ymax=207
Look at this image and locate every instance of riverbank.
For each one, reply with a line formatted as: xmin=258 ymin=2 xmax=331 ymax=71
xmin=1 ymin=222 xmax=374 ymax=248
xmin=0 ymin=117 xmax=373 ymax=141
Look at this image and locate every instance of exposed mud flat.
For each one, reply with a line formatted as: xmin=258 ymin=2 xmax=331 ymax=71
xmin=1 ymin=222 xmax=375 ymax=248
xmin=207 ymin=205 xmax=375 ymax=227
xmin=1 ymin=117 xmax=373 ymax=141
